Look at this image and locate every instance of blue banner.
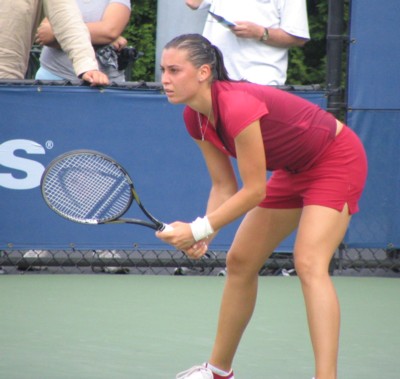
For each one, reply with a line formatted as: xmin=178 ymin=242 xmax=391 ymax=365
xmin=345 ymin=0 xmax=400 ymax=248
xmin=0 ymin=83 xmax=326 ymax=251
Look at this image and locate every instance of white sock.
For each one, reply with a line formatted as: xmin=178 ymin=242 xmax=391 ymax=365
xmin=206 ymin=363 xmax=231 ymax=376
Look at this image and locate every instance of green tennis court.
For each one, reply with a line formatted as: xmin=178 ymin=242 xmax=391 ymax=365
xmin=1 ymin=275 xmax=399 ymax=379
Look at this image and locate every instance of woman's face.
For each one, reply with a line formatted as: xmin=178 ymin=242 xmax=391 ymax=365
xmin=160 ymin=48 xmax=204 ymax=105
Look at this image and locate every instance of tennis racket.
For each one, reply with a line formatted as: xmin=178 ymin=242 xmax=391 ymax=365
xmin=41 ymin=149 xmax=172 ymax=231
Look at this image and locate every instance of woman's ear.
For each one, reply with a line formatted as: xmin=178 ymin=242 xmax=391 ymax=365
xmin=198 ymin=64 xmax=212 ymax=82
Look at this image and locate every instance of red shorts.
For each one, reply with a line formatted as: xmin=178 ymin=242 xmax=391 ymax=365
xmin=260 ymin=126 xmax=368 ymax=214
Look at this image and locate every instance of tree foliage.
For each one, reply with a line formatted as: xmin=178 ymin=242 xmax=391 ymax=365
xmin=287 ymin=0 xmax=349 ymax=86
xmin=124 ymin=0 xmax=157 ymax=81
xmin=287 ymin=0 xmax=329 ymax=85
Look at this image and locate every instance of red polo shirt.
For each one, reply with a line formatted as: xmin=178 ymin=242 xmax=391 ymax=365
xmin=184 ymin=81 xmax=337 ymax=173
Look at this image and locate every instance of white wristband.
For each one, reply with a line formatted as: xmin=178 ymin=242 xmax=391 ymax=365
xmin=190 ymin=216 xmax=214 ymax=242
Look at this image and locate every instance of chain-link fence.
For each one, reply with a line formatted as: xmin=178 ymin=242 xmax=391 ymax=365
xmin=1 ymin=247 xmax=399 ymax=277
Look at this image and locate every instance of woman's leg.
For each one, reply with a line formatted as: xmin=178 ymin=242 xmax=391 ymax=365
xmin=208 ymin=207 xmax=302 ymax=371
xmin=294 ymin=204 xmax=351 ymax=379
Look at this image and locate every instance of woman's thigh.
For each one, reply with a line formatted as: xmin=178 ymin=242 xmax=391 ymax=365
xmin=294 ymin=204 xmax=351 ymax=272
xmin=227 ymin=207 xmax=302 ymax=274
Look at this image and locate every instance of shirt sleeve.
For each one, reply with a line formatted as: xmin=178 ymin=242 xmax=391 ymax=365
xmin=218 ymin=90 xmax=269 ymax=138
xmin=280 ymin=0 xmax=310 ymax=39
xmin=110 ymin=0 xmax=132 ymax=9
xmin=43 ymin=0 xmax=99 ymax=77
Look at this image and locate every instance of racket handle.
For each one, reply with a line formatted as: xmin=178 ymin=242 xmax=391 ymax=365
xmin=160 ymin=223 xmax=173 ymax=232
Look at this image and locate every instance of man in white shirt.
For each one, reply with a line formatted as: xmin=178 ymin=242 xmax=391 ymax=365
xmin=186 ymin=0 xmax=310 ymax=85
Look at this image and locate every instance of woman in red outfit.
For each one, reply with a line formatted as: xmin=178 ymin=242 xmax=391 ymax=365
xmin=156 ymin=34 xmax=367 ymax=379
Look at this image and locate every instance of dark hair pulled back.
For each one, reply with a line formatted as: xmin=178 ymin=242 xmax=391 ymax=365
xmin=164 ymin=33 xmax=231 ymax=81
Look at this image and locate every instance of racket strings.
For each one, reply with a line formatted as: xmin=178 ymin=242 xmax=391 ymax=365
xmin=43 ymin=154 xmax=132 ymax=223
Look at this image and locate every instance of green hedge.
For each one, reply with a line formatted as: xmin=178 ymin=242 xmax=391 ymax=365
xmin=124 ymin=0 xmax=157 ymax=81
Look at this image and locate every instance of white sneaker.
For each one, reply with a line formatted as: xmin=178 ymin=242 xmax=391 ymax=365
xmin=176 ymin=363 xmax=234 ymax=379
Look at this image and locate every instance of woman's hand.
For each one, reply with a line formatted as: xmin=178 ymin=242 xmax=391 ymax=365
xmin=111 ymin=36 xmax=128 ymax=51
xmin=155 ymin=221 xmax=209 ymax=259
xmin=35 ymin=18 xmax=60 ymax=48
xmin=185 ymin=240 xmax=209 ymax=259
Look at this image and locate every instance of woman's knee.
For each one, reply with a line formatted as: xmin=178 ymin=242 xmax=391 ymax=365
xmin=294 ymin=254 xmax=314 ymax=279
xmin=294 ymin=251 xmax=331 ymax=282
xmin=225 ymin=249 xmax=260 ymax=278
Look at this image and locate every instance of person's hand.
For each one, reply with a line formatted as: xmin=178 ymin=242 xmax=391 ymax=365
xmin=111 ymin=36 xmax=128 ymax=51
xmin=35 ymin=18 xmax=60 ymax=48
xmin=185 ymin=240 xmax=209 ymax=260
xmin=156 ymin=221 xmax=209 ymax=259
xmin=231 ymin=21 xmax=265 ymax=40
xmin=81 ymin=70 xmax=110 ymax=86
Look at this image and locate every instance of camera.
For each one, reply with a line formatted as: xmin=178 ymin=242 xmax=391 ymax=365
xmin=117 ymin=47 xmax=143 ymax=71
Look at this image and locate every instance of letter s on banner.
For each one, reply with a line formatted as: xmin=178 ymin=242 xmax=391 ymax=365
xmin=0 ymin=139 xmax=46 ymax=190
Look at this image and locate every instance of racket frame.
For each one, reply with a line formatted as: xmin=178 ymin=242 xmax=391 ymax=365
xmin=41 ymin=150 xmax=168 ymax=231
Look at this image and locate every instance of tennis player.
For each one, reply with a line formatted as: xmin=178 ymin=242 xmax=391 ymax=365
xmin=156 ymin=33 xmax=367 ymax=379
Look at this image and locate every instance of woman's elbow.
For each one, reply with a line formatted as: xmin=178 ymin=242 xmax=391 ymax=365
xmin=105 ymin=28 xmax=122 ymax=43
xmin=248 ymin=185 xmax=266 ymax=206
xmin=255 ymin=189 xmax=267 ymax=204
xmin=96 ymin=22 xmax=127 ymax=44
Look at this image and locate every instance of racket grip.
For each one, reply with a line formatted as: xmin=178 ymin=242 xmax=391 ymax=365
xmin=160 ymin=223 xmax=173 ymax=232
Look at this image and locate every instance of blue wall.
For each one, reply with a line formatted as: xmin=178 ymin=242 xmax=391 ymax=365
xmin=0 ymin=84 xmax=325 ymax=251
xmin=345 ymin=0 xmax=400 ymax=248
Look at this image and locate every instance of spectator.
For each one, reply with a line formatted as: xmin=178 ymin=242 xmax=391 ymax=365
xmin=157 ymin=34 xmax=368 ymax=379
xmin=35 ymin=0 xmax=131 ymax=82
xmin=185 ymin=0 xmax=310 ymax=85
xmin=0 ymin=0 xmax=109 ymax=86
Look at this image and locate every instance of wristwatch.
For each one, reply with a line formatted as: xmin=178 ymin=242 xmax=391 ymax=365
xmin=260 ymin=27 xmax=269 ymax=42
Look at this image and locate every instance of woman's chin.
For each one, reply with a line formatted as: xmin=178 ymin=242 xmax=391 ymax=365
xmin=166 ymin=95 xmax=182 ymax=104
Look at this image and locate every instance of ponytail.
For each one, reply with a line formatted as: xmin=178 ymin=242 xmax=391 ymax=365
xmin=212 ymin=44 xmax=230 ymax=81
